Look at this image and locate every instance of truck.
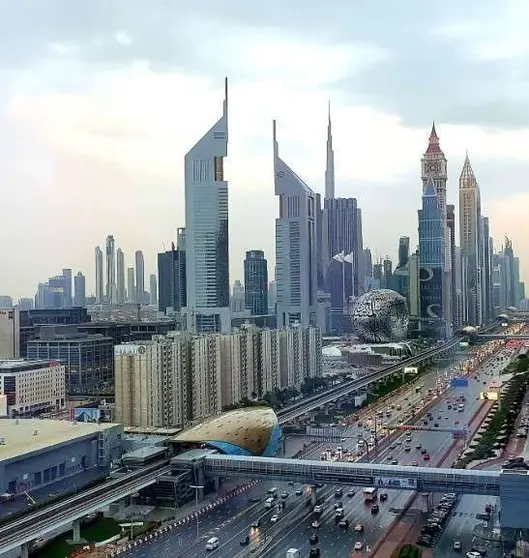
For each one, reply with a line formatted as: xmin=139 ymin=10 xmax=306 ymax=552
xmin=286 ymin=548 xmax=300 ymax=558
xmin=363 ymin=487 xmax=378 ymax=503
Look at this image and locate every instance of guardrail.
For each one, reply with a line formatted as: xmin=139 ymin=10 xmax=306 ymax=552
xmin=0 ymin=460 xmax=171 ymax=553
xmin=277 ymin=337 xmax=462 ymax=423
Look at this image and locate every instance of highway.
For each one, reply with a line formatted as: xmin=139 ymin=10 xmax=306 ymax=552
xmin=124 ymin=344 xmax=500 ymax=558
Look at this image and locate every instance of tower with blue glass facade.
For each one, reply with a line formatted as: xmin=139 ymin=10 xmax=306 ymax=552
xmin=418 ymin=177 xmax=445 ymax=334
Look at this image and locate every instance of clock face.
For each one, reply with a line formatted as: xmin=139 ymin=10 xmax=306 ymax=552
xmin=426 ymin=161 xmax=440 ymax=173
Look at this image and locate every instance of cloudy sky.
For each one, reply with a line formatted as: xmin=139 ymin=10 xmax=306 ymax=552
xmin=1 ymin=0 xmax=529 ymax=299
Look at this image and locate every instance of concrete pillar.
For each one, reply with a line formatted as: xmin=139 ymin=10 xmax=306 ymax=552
xmin=214 ymin=476 xmax=220 ymax=491
xmin=72 ymin=519 xmax=82 ymax=543
xmin=310 ymin=486 xmax=317 ymax=506
xmin=20 ymin=543 xmax=29 ymax=558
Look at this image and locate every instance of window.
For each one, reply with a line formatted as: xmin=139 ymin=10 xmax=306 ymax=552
xmin=214 ymin=157 xmax=224 ymax=181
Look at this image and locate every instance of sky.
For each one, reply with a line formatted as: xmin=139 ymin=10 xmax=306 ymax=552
xmin=2 ymin=0 xmax=529 ymax=299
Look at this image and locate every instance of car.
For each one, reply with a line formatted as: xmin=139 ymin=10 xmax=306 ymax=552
xmin=311 ymin=520 xmax=321 ymax=529
xmin=288 ymin=481 xmax=294 ymax=486
xmin=270 ymin=514 xmax=279 ymax=523
xmin=404 ymin=446 xmax=411 ymax=452
xmin=248 ymin=496 xmax=260 ymax=503
xmin=281 ymin=491 xmax=289 ymax=499
xmin=347 ymin=489 xmax=355 ymax=497
xmin=421 ymin=448 xmax=427 ymax=454
xmin=334 ymin=488 xmax=343 ymax=497
xmin=309 ymin=534 xmax=319 ymax=544
xmin=423 ymin=453 xmax=430 ymax=460
xmin=309 ymin=549 xmax=321 ymax=558
xmin=380 ymin=492 xmax=388 ymax=502
xmin=355 ymin=522 xmax=364 ymax=532
xmin=240 ymin=535 xmax=250 ymax=546
xmin=333 ymin=501 xmax=343 ymax=509
xmin=251 ymin=520 xmax=261 ymax=528
xmin=391 ymin=459 xmax=398 ymax=465
xmin=453 ymin=540 xmax=462 ymax=551
xmin=416 ymin=444 xmax=422 ymax=449
xmin=434 ymin=423 xmax=439 ymax=428
xmin=354 ymin=541 xmax=364 ymax=551
xmin=371 ymin=504 xmax=379 ymax=514
xmin=338 ymin=518 xmax=349 ymax=528
xmin=389 ymin=444 xmax=396 ymax=449
xmin=411 ymin=460 xmax=419 ymax=466
xmin=465 ymin=552 xmax=482 ymax=558
xmin=295 ymin=489 xmax=303 ymax=496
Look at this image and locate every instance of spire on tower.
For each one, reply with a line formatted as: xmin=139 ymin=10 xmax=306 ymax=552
xmin=459 ymin=151 xmax=476 ymax=183
xmin=325 ymin=101 xmax=335 ymax=199
xmin=425 ymin=121 xmax=443 ymax=155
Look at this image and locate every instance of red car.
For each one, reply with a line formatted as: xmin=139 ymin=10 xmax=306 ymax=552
xmin=423 ymin=453 xmax=430 ymax=461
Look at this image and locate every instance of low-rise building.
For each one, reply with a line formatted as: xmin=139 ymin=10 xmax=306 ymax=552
xmin=0 ymin=359 xmax=66 ymax=417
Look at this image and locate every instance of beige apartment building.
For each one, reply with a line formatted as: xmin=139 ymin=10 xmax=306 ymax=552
xmin=114 ymin=326 xmax=322 ymax=429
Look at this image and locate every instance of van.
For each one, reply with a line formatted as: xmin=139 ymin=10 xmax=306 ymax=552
xmin=206 ymin=537 xmax=219 ymax=551
xmin=267 ymin=487 xmax=279 ymax=496
xmin=265 ymin=497 xmax=275 ymax=508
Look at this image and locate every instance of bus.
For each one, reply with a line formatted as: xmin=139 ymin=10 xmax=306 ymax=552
xmin=363 ymin=487 xmax=378 ymax=503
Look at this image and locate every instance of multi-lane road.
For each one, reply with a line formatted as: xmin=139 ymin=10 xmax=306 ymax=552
xmin=123 ymin=346 xmax=509 ymax=558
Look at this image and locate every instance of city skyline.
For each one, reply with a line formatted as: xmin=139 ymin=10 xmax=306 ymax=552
xmin=1 ymin=2 xmax=529 ymax=298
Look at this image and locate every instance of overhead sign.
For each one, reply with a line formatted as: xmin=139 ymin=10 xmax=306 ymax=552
xmin=451 ymin=378 xmax=469 ymax=388
xmin=313 ymin=473 xmax=372 ymax=485
xmin=305 ymin=427 xmax=342 ymax=443
xmin=374 ymin=477 xmax=417 ymax=489
xmin=404 ymin=367 xmax=418 ymax=375
xmin=480 ymin=391 xmax=499 ymax=401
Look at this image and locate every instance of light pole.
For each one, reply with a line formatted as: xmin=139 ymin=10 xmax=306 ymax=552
xmin=189 ymin=484 xmax=204 ymax=540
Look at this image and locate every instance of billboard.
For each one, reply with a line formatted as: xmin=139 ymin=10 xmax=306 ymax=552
xmin=480 ymin=391 xmax=499 ymax=401
xmin=72 ymin=407 xmax=101 ymax=422
xmin=0 ymin=395 xmax=7 ymax=417
xmin=419 ymin=266 xmax=443 ymax=320
xmin=374 ymin=477 xmax=417 ymax=489
xmin=114 ymin=345 xmax=146 ymax=356
xmin=404 ymin=367 xmax=418 ymax=375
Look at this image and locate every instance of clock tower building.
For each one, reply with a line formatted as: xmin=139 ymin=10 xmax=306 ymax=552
xmin=420 ymin=122 xmax=452 ymax=334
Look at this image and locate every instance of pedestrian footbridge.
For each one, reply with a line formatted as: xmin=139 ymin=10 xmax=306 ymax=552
xmin=171 ymin=452 xmax=529 ymax=529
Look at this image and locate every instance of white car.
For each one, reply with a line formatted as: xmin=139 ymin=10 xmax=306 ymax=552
xmin=270 ymin=514 xmax=279 ymax=523
xmin=354 ymin=541 xmax=364 ymax=550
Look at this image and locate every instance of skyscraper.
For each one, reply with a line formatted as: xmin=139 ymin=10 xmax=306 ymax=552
xmin=116 ymin=248 xmax=125 ymax=305
xmin=105 ymin=235 xmax=116 ymax=305
xmin=274 ymin=120 xmax=319 ymax=328
xmin=244 ymin=250 xmax=269 ymax=315
xmin=418 ymin=177 xmax=445 ymax=330
xmin=394 ymin=236 xmax=410 ymax=300
xmin=135 ymin=250 xmax=145 ymax=305
xmin=481 ymin=216 xmax=492 ymax=320
xmin=74 ymin=272 xmax=86 ymax=307
xmin=447 ymin=205 xmax=458 ymax=328
xmin=149 ymin=274 xmax=158 ymax=306
xmin=95 ymin=246 xmax=103 ymax=304
xmin=325 ymin=102 xmax=335 ymax=200
xmin=183 ymin=80 xmax=230 ymax=333
xmin=459 ymin=154 xmax=481 ymax=325
xmin=158 ymin=240 xmax=187 ymax=314
xmin=421 ymin=123 xmax=451 ymax=329
xmin=62 ymin=268 xmax=72 ymax=308
xmin=126 ymin=267 xmax=135 ymax=303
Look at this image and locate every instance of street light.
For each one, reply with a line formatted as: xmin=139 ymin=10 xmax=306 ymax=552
xmin=189 ymin=484 xmax=204 ymax=540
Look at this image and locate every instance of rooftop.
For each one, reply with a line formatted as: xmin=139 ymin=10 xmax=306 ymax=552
xmin=0 ymin=418 xmax=120 ymax=462
xmin=0 ymin=359 xmax=63 ymax=372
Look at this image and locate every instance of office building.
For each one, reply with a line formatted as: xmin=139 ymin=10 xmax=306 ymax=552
xmin=149 ymin=274 xmax=158 ymax=306
xmin=116 ymin=248 xmax=126 ymax=305
xmin=27 ymin=328 xmax=113 ymax=396
xmin=459 ymin=154 xmax=482 ymax=325
xmin=105 ymin=235 xmax=116 ymax=305
xmin=62 ymin=269 xmax=72 ymax=307
xmin=95 ymin=246 xmax=104 ymax=304
xmin=135 ymin=250 xmax=145 ymax=305
xmin=18 ymin=298 xmax=33 ymax=311
xmin=408 ymin=251 xmax=420 ymax=319
xmin=481 ymin=216 xmax=493 ymax=320
xmin=74 ymin=272 xmax=86 ymax=307
xmin=421 ymin=123 xmax=451 ymax=329
xmin=394 ymin=236 xmax=410 ymax=301
xmin=447 ymin=204 xmax=458 ymax=329
xmin=418 ymin=177 xmax=445 ymax=332
xmin=127 ymin=267 xmax=135 ymax=303
xmin=0 ymin=296 xmax=13 ymax=308
xmin=274 ymin=120 xmax=319 ymax=328
xmin=183 ymin=80 xmax=230 ymax=334
xmin=325 ymin=102 xmax=335 ymax=200
xmin=0 ymin=308 xmax=20 ymax=359
xmin=0 ymin=359 xmax=66 ymax=417
xmin=158 ymin=240 xmax=186 ymax=315
xmin=230 ymin=280 xmax=245 ymax=314
xmin=34 ymin=271 xmax=72 ymax=310
xmin=244 ymin=250 xmax=269 ymax=316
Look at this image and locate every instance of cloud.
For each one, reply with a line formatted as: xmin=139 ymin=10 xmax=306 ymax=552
xmin=0 ymin=0 xmax=529 ymax=298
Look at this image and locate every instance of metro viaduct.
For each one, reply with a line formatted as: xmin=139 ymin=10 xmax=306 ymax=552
xmin=172 ymin=451 xmax=529 ymax=530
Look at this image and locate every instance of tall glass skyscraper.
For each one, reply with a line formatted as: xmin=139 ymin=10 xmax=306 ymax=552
xmin=183 ymin=79 xmax=230 ymax=333
xmin=418 ymin=177 xmax=445 ymax=327
xmin=244 ymin=250 xmax=268 ymax=316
